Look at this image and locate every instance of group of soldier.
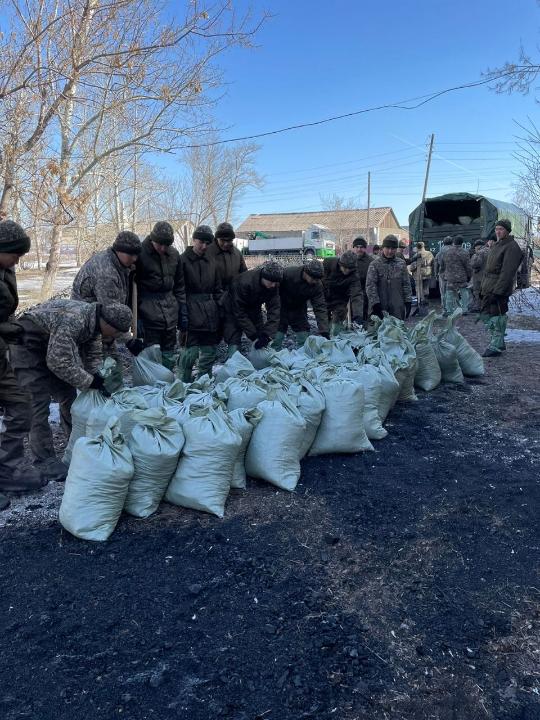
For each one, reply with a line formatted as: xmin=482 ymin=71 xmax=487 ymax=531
xmin=0 ymin=216 xmax=522 ymax=509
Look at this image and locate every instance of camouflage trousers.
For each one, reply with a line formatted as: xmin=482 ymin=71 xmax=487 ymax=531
xmin=9 ymin=321 xmax=75 ymax=462
xmin=0 ymin=352 xmax=32 ymax=477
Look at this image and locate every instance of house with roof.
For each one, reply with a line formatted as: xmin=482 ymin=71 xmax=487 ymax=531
xmin=236 ymin=207 xmax=408 ymax=251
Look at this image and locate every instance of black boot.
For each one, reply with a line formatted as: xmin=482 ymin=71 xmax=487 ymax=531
xmin=37 ymin=457 xmax=68 ymax=482
xmin=0 ymin=466 xmax=47 ymax=493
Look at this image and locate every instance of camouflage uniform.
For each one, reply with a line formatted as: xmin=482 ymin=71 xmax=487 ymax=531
xmin=470 ymin=245 xmax=490 ymax=311
xmin=356 ymin=254 xmax=373 ymax=321
xmin=435 ymin=244 xmax=452 ymax=311
xmin=0 ymin=267 xmax=33 ymax=481
xmin=322 ymin=257 xmax=364 ymax=332
xmin=439 ymin=246 xmax=472 ymax=314
xmin=72 ymin=247 xmax=133 ymax=369
xmin=273 ymin=265 xmax=328 ymax=349
xmin=10 ymin=300 xmax=102 ymax=464
xmin=365 ymin=255 xmax=412 ymax=320
xmin=409 ymin=245 xmax=434 ymax=300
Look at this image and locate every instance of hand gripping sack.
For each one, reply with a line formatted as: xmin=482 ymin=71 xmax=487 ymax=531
xmin=86 ymin=388 xmax=148 ymax=439
xmin=132 ymin=345 xmax=175 ymax=386
xmin=410 ymin=312 xmax=442 ymax=392
xmin=287 ymin=377 xmax=326 ymax=458
xmin=431 ymin=334 xmax=464 ymax=383
xmin=308 ymin=368 xmax=374 ymax=455
xmin=441 ymin=310 xmax=484 ymax=377
xmin=59 ymin=417 xmax=134 ymax=541
xmin=63 ymin=389 xmax=108 ymax=465
xmin=247 ymin=342 xmax=274 ymax=370
xmin=165 ymin=407 xmax=242 ymax=517
xmin=336 ymin=364 xmax=388 ymax=440
xmin=227 ymin=407 xmax=263 ymax=489
xmin=244 ymin=392 xmax=306 ymax=491
xmin=214 ymin=352 xmax=255 ymax=383
xmin=124 ymin=408 xmax=184 ymax=518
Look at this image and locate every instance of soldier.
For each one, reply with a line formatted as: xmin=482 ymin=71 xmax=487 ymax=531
xmin=372 ymin=244 xmax=380 ymax=256
xmin=395 ymin=240 xmax=408 ymax=262
xmin=409 ymin=241 xmax=434 ymax=302
xmin=480 ymin=219 xmax=523 ymax=357
xmin=205 ymin=221 xmax=247 ymax=357
xmin=72 ymin=230 xmax=142 ymax=365
xmin=10 ymin=300 xmax=131 ymax=481
xmin=435 ymin=236 xmax=453 ymax=313
xmin=470 ymin=239 xmax=490 ymax=312
xmin=136 ymin=221 xmax=186 ymax=369
xmin=365 ymin=234 xmax=412 ymax=320
xmin=177 ymin=226 xmax=222 ymax=382
xmin=272 ymin=260 xmax=329 ymax=350
xmin=438 ymin=235 xmax=472 ymax=314
xmin=351 ymin=236 xmax=373 ymax=321
xmin=229 ymin=260 xmax=283 ymax=349
xmin=0 ymin=221 xmax=46 ymax=509
xmin=322 ymin=251 xmax=364 ymax=333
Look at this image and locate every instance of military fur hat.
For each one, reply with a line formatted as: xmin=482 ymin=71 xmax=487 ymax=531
xmin=100 ymin=303 xmax=132 ymax=332
xmin=303 ymin=259 xmax=323 ymax=279
xmin=352 ymin=236 xmax=367 ymax=248
xmin=453 ymin=235 xmax=464 ymax=245
xmin=338 ymin=250 xmax=358 ymax=268
xmin=495 ymin=218 xmax=511 ymax=233
xmin=260 ymin=259 xmax=284 ymax=282
xmin=382 ymin=234 xmax=399 ymax=249
xmin=215 ymin=222 xmax=235 ymax=241
xmin=192 ymin=225 xmax=214 ymax=244
xmin=113 ymin=231 xmax=141 ymax=255
xmin=416 ymin=241 xmax=425 ymax=250
xmin=443 ymin=235 xmax=453 ymax=245
xmin=149 ymin=221 xmax=174 ymax=246
xmin=0 ymin=220 xmax=31 ymax=254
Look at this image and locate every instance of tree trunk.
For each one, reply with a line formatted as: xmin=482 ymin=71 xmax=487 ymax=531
xmin=40 ymin=219 xmax=64 ymax=299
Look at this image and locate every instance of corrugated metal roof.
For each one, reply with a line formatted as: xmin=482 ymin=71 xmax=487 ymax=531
xmin=237 ymin=207 xmax=396 ymax=234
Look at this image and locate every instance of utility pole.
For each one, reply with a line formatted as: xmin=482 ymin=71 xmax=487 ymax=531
xmin=416 ymin=133 xmax=435 ymax=313
xmin=421 ymin=133 xmax=434 ymax=203
xmin=366 ymin=171 xmax=371 ymax=244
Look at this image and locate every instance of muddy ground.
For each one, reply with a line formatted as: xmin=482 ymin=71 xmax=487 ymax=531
xmin=1 ymin=311 xmax=539 ymax=720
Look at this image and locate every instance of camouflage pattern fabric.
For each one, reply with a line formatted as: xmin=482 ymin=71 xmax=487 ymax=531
xmin=72 ymin=248 xmax=132 ymax=305
xmin=365 ymin=255 xmax=412 ymax=320
xmin=438 ymin=246 xmax=472 ymax=289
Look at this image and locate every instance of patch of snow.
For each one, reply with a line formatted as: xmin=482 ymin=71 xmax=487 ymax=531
xmin=49 ymin=403 xmax=60 ymax=424
xmin=505 ymin=329 xmax=540 ymax=344
xmin=509 ymin=288 xmax=540 ymax=318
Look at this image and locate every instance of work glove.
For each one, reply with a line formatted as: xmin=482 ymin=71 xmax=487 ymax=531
xmin=405 ymin=302 xmax=412 ymax=318
xmin=319 ymin=331 xmax=330 ymax=340
xmin=254 ymin=333 xmax=271 ymax=349
xmin=102 ymin=361 xmax=123 ymax=395
xmin=89 ymin=373 xmax=111 ymax=396
xmin=178 ymin=303 xmax=189 ymax=332
xmin=125 ymin=338 xmax=144 ymax=356
xmin=371 ymin=303 xmax=383 ymax=319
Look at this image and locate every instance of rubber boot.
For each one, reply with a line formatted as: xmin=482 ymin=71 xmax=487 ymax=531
xmin=482 ymin=316 xmax=503 ymax=357
xmin=459 ymin=287 xmax=471 ymax=314
xmin=271 ymin=331 xmax=285 ymax=351
xmin=500 ymin=314 xmax=508 ymax=350
xmin=38 ymin=457 xmax=68 ymax=482
xmin=226 ymin=344 xmax=239 ymax=359
xmin=294 ymin=331 xmax=309 ymax=348
xmin=178 ymin=346 xmax=199 ymax=383
xmin=162 ymin=350 xmax=176 ymax=371
xmin=444 ymin=290 xmax=458 ymax=315
xmin=198 ymin=345 xmax=217 ymax=378
xmin=0 ymin=465 xmax=47 ymax=493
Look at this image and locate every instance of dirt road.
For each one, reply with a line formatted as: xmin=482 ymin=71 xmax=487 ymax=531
xmin=1 ymin=314 xmax=539 ymax=720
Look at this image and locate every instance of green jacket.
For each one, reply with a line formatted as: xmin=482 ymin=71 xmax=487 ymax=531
xmin=180 ymin=247 xmax=222 ymax=333
xmin=136 ymin=238 xmax=185 ymax=330
xmin=205 ymin=240 xmax=247 ymax=290
xmin=322 ymin=257 xmax=364 ymax=319
xmin=481 ymin=235 xmax=523 ymax=299
xmin=279 ymin=265 xmax=328 ymax=333
xmin=230 ymin=267 xmax=281 ymax=340
xmin=0 ymin=267 xmax=20 ymax=357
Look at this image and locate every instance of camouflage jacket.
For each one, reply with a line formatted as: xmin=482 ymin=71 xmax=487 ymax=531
xmin=0 ymin=267 xmax=19 ymax=356
xmin=409 ymin=249 xmax=434 ymax=279
xmin=24 ymin=299 xmax=101 ymax=389
xmin=470 ymin=245 xmax=490 ymax=291
xmin=434 ymin=245 xmax=451 ymax=277
xmin=439 ymin=246 xmax=472 ymax=287
xmin=72 ymin=248 xmax=133 ymax=306
xmin=366 ymin=255 xmax=412 ymax=320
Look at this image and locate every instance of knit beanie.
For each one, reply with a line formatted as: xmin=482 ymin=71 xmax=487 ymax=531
xmin=474 ymin=240 xmax=485 ymax=248
xmin=192 ymin=225 xmax=214 ymax=244
xmin=382 ymin=234 xmax=399 ymax=249
xmin=443 ymin=235 xmax=453 ymax=245
xmin=303 ymin=259 xmax=323 ymax=279
xmin=495 ymin=219 xmax=511 ymax=233
xmin=399 ymin=240 xmax=407 ymax=249
xmin=453 ymin=235 xmax=464 ymax=246
xmin=113 ymin=231 xmax=141 ymax=255
xmin=0 ymin=220 xmax=31 ymax=254
xmin=215 ymin=222 xmax=235 ymax=241
xmin=100 ymin=303 xmax=132 ymax=332
xmin=338 ymin=250 xmax=358 ymax=268
xmin=260 ymin=259 xmax=284 ymax=282
xmin=352 ymin=236 xmax=367 ymax=248
xmin=149 ymin=221 xmax=174 ymax=246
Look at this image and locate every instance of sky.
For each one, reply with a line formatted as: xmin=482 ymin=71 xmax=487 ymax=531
xmin=164 ymin=0 xmax=540 ymax=227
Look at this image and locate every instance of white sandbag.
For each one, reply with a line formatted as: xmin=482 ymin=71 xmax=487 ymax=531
xmin=357 ymin=345 xmax=400 ymax=421
xmin=165 ymin=407 xmax=241 ymax=517
xmin=59 ymin=417 xmax=134 ymax=541
xmin=132 ymin=345 xmax=175 ymax=386
xmin=124 ymin=408 xmax=184 ymax=518
xmin=63 ymin=389 xmax=108 ymax=465
xmin=134 ymin=383 xmax=168 ymax=408
xmin=223 ymin=377 xmax=269 ymax=411
xmin=86 ymin=388 xmax=148 ymax=439
xmin=244 ymin=394 xmax=306 ymax=491
xmin=214 ymin=352 xmax=255 ymax=383
xmin=247 ymin=342 xmax=273 ymax=370
xmin=377 ymin=320 xmax=418 ymax=402
xmin=410 ymin=311 xmax=442 ymax=392
xmin=301 ymin=335 xmax=356 ymax=365
xmin=287 ymin=376 xmax=326 ymax=457
xmin=441 ymin=310 xmax=484 ymax=377
xmin=308 ymin=369 xmax=374 ymax=455
xmin=431 ymin=335 xmax=464 ymax=383
xmin=227 ymin=407 xmax=263 ymax=489
xmin=336 ymin=364 xmax=388 ymax=440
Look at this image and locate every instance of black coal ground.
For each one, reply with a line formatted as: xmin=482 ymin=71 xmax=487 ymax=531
xmin=1 ymin=318 xmax=539 ymax=720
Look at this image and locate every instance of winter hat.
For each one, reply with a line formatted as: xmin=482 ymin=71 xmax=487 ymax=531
xmin=260 ymin=259 xmax=284 ymax=282
xmin=416 ymin=241 xmax=425 ymax=250
xmin=474 ymin=239 xmax=485 ymax=248
xmin=399 ymin=240 xmax=407 ymax=249
xmin=0 ymin=220 xmax=31 ymax=254
xmin=100 ymin=303 xmax=132 ymax=332
xmin=193 ymin=225 xmax=214 ymax=244
xmin=453 ymin=235 xmax=464 ymax=245
xmin=352 ymin=236 xmax=367 ymax=248
xmin=338 ymin=250 xmax=358 ymax=269
xmin=303 ymin=259 xmax=324 ymax=279
xmin=443 ymin=235 xmax=453 ymax=245
xmin=372 ymin=244 xmax=380 ymax=252
xmin=215 ymin=222 xmax=235 ymax=241
xmin=113 ymin=231 xmax=141 ymax=255
xmin=382 ymin=234 xmax=399 ymax=249
xmin=495 ymin=218 xmax=511 ymax=233
xmin=149 ymin=221 xmax=174 ymax=246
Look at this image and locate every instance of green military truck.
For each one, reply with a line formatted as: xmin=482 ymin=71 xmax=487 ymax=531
xmin=408 ymin=193 xmax=533 ymax=288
